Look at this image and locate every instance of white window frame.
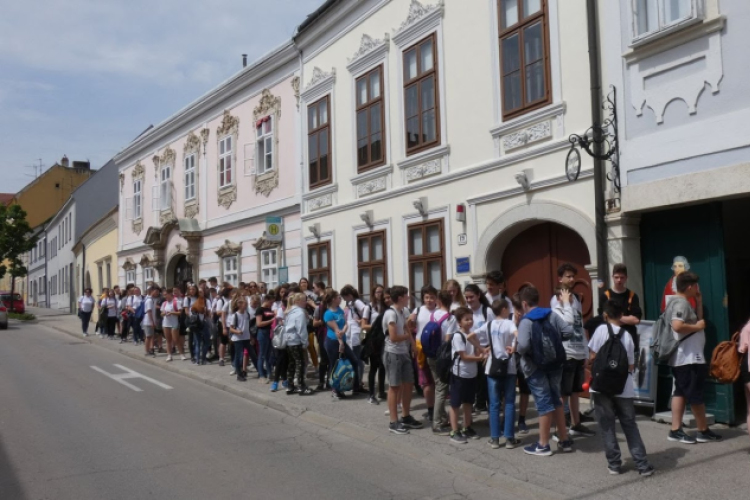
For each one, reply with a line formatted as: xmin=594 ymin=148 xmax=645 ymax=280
xmin=260 ymin=249 xmax=279 ymax=289
xmin=160 ymin=164 xmax=172 ymax=211
xmin=184 ymin=153 xmax=196 ymax=201
xmin=632 ymin=0 xmax=701 ymax=43
xmin=256 ymin=116 xmax=274 ymax=175
xmin=222 ymin=256 xmax=238 ymax=286
xmin=219 ymin=135 xmax=233 ymax=188
xmin=143 ymin=267 xmax=154 ymax=288
xmin=126 ymin=270 xmax=136 ymax=285
xmin=133 ymin=180 xmax=142 ymax=219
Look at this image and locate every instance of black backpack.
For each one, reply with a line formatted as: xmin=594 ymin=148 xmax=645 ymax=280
xmin=436 ymin=332 xmax=464 ymax=384
xmin=590 ymin=323 xmax=630 ymax=396
xmin=360 ymin=309 xmax=386 ymax=361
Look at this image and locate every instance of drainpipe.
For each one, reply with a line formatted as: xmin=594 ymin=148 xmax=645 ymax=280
xmin=587 ymin=0 xmax=609 ymax=286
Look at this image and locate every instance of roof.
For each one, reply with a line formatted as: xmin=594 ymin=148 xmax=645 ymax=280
xmin=295 ymin=0 xmax=341 ymax=36
xmin=0 ymin=193 xmax=14 ymax=206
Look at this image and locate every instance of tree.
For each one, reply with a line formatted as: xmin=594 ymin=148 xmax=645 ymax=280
xmin=0 ymin=204 xmax=37 ymax=312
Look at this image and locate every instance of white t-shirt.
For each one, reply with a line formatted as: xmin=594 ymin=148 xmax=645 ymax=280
xmin=451 ymin=331 xmax=478 ymax=378
xmin=127 ymin=295 xmax=143 ymax=311
xmin=669 ymin=297 xmax=706 ymax=366
xmin=345 ymin=299 xmax=369 ymax=348
xmin=102 ymin=298 xmax=118 ymax=317
xmin=450 ymin=301 xmax=462 ymax=312
xmin=78 ymin=295 xmax=95 ymax=313
xmin=142 ymin=297 xmax=155 ymax=327
xmin=183 ymin=296 xmax=197 ymax=311
xmin=471 ymin=305 xmax=495 ymax=347
xmin=484 ymin=318 xmax=517 ymax=376
xmin=588 ymin=323 xmax=636 ymax=398
xmin=414 ymin=306 xmax=454 ymax=342
xmin=227 ymin=310 xmax=252 ymax=341
xmin=161 ymin=299 xmax=181 ymax=329
xmin=382 ymin=307 xmax=409 ymax=355
xmin=213 ymin=297 xmax=226 ymax=315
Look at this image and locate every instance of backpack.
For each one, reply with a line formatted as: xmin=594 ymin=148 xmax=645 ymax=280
xmin=650 ymin=298 xmax=697 ymax=365
xmin=590 ymin=323 xmax=630 ymax=395
xmin=436 ymin=332 xmax=464 ymax=384
xmin=272 ymin=321 xmax=287 ymax=349
xmin=134 ymin=296 xmax=146 ymax=321
xmin=330 ymin=356 xmax=354 ymax=393
xmin=709 ymin=331 xmax=742 ymax=383
xmin=528 ymin=311 xmax=566 ymax=372
xmin=420 ymin=310 xmax=449 ymax=359
xmin=361 ymin=309 xmax=386 ymax=361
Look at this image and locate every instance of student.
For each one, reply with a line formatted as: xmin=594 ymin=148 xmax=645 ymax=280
xmin=77 ymin=288 xmax=96 ymax=336
xmin=443 ymin=279 xmax=466 ymax=312
xmin=449 ymin=307 xmax=487 ymax=444
xmin=183 ymin=285 xmax=199 ymax=361
xmin=739 ymin=319 xmax=750 ymax=445
xmin=191 ymin=288 xmax=210 ymax=365
xmin=517 ymin=286 xmax=574 ymax=456
xmin=383 ymin=286 xmax=423 ymax=434
xmin=284 ymin=293 xmax=314 ymax=395
xmin=228 ymin=297 xmax=252 ymax=382
xmin=255 ymin=293 xmax=276 ymax=384
xmin=485 ymin=271 xmax=512 ymax=315
xmin=464 ymin=284 xmax=493 ymax=413
xmin=362 ymin=285 xmax=388 ymax=404
xmin=667 ymin=272 xmax=722 ymax=444
xmin=597 ymin=264 xmax=643 ymax=361
xmin=484 ymin=300 xmax=522 ymax=449
xmin=102 ymin=289 xmax=119 ymax=340
xmin=510 ymin=293 xmax=531 ymax=434
xmin=323 ymin=290 xmax=361 ymax=399
xmin=341 ymin=285 xmax=369 ymax=393
xmin=589 ymin=301 xmax=654 ymax=476
xmin=161 ymin=290 xmax=185 ymax=361
xmin=312 ymin=284 xmax=331 ymax=391
xmin=142 ymin=287 xmax=158 ymax=358
xmin=432 ymin=290 xmax=457 ymax=434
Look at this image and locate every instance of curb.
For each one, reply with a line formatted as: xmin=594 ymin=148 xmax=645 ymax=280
xmin=42 ymin=321 xmax=559 ymax=500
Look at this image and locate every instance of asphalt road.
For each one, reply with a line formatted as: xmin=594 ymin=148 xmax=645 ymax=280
xmin=0 ymin=321 xmax=505 ymax=500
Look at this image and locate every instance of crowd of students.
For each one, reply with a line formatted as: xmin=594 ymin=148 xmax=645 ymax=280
xmin=75 ymin=262 xmax=750 ymax=476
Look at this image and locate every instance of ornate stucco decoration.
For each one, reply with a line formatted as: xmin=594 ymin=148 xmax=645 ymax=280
xmin=216 ymin=110 xmax=239 ymax=209
xmin=253 ymin=235 xmax=281 ymax=252
xmin=152 ymin=154 xmax=160 ymax=181
xmin=357 ymin=176 xmax=387 ymax=197
xmin=183 ymin=131 xmax=201 ymax=219
xmin=139 ymin=254 xmax=152 ymax=268
xmin=216 ymin=240 xmax=242 ymax=258
xmin=291 ymin=77 xmax=301 ymax=109
xmin=393 ymin=0 xmax=445 ymax=46
xmin=405 ymin=159 xmax=442 ymax=182
xmin=306 ymin=67 xmax=335 ymax=88
xmin=122 ymin=259 xmax=136 ymax=271
xmin=131 ymin=161 xmax=145 ymax=180
xmin=132 ymin=219 xmax=143 ymax=235
xmin=252 ymin=89 xmax=282 ymax=197
xmin=307 ymin=194 xmax=333 ymax=212
xmin=502 ymin=121 xmax=552 ymax=152
xmin=119 ymin=173 xmax=124 ymax=192
xmin=347 ymin=34 xmax=390 ymax=74
xmin=159 ymin=146 xmax=176 ymax=168
xmin=200 ymin=128 xmax=210 ymax=148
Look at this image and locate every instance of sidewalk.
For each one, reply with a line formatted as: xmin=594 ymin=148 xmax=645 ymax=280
xmin=31 ymin=308 xmax=750 ymax=500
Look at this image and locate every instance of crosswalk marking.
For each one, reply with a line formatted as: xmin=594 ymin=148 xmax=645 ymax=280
xmin=91 ymin=364 xmax=174 ymax=392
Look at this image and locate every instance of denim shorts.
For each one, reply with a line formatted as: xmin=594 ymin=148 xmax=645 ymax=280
xmin=526 ymin=368 xmax=563 ymax=416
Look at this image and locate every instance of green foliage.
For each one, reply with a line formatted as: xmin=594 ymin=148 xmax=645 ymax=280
xmin=8 ymin=312 xmax=35 ymax=321
xmin=0 ymin=204 xmax=37 ymax=282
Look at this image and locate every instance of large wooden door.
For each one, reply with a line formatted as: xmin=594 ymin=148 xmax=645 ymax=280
xmin=501 ymin=223 xmax=593 ymax=318
xmin=172 ymin=255 xmax=193 ymax=291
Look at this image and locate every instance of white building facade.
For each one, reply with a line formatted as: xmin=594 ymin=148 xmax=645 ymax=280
xmin=26 ymin=228 xmax=47 ymax=307
xmin=46 ymin=199 xmax=76 ymax=312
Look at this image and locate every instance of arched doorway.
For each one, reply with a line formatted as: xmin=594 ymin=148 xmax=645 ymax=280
xmin=497 ymin=222 xmax=594 ymax=319
xmin=167 ymin=254 xmax=193 ymax=291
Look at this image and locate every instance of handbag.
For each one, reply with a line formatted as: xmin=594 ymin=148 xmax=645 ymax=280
xmin=272 ymin=322 xmax=287 ymax=349
xmin=487 ymin=330 xmax=509 ymax=378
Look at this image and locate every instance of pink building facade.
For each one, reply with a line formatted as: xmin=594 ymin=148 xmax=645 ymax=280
xmin=116 ymin=42 xmax=302 ymax=289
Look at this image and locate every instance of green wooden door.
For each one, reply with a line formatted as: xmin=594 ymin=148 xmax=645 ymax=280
xmin=641 ymin=203 xmax=734 ymax=423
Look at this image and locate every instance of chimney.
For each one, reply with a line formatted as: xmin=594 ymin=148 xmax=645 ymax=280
xmin=61 ymin=155 xmax=69 ymax=167
xmin=242 ymin=54 xmax=247 ymax=68
xmin=72 ymin=160 xmax=91 ymax=171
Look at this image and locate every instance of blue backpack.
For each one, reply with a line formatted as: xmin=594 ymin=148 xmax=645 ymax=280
xmin=420 ymin=310 xmax=449 ymax=358
xmin=526 ymin=308 xmax=566 ymax=372
xmin=331 ymin=356 xmax=354 ymax=393
xmin=134 ymin=296 xmax=146 ymax=321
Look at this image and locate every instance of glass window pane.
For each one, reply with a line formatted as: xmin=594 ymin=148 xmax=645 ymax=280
xmin=503 ymin=73 xmax=522 ymax=111
xmin=358 ymin=139 xmax=369 ymax=167
xmin=501 ymin=0 xmax=519 ymax=28
xmin=271 ymin=251 xmax=277 ymax=265
xmin=308 ymin=106 xmax=318 ymax=130
xmin=373 ymin=266 xmax=384 ymax=287
xmin=665 ymin=0 xmax=690 ymax=23
xmin=502 ymin=34 xmax=521 ymax=73
xmin=320 ymin=246 xmax=328 ymax=267
xmin=523 ymin=0 xmax=541 ymax=17
xmin=410 ymin=228 xmax=423 ymax=256
xmin=371 ymin=133 xmax=382 ymax=163
xmin=426 ymin=225 xmax=441 ymax=253
xmin=359 ymin=270 xmax=371 ymax=302
xmin=266 ymin=137 xmax=273 ymax=154
xmin=411 ymin=264 xmax=425 ymax=292
xmin=263 ymin=252 xmax=269 ymax=266
xmin=357 ymin=110 xmax=368 ymax=140
xmin=319 ymin=133 xmax=329 ymax=181
xmin=357 ymin=78 xmax=368 ymax=106
xmin=524 ymin=22 xmax=543 ymax=64
xmin=636 ymin=0 xmax=659 ymax=35
xmin=258 ymin=140 xmax=265 ymax=163
xmin=421 ymin=76 xmax=435 ymax=110
xmin=404 ymin=49 xmax=418 ymax=80
xmin=407 ymin=117 xmax=420 ymax=149
xmin=373 ymin=236 xmax=383 ymax=260
xmin=525 ymin=61 xmax=545 ymax=102
xmin=309 ymin=249 xmax=318 ymax=270
xmin=370 ymin=104 xmax=382 ymax=133
xmin=226 ymin=137 xmax=232 ymax=151
xmin=319 ymin=100 xmax=328 ymax=124
xmin=359 ymin=238 xmax=370 ymax=263
xmin=405 ymin=85 xmax=419 ymax=118
xmin=420 ymin=38 xmax=434 ymax=73
xmin=264 ymin=119 xmax=272 ymax=134
xmin=422 ymin=110 xmax=436 ymax=144
xmin=428 ymin=260 xmax=442 ymax=288
xmin=220 ymin=140 xmax=225 ymax=155
xmin=370 ymin=69 xmax=381 ymax=99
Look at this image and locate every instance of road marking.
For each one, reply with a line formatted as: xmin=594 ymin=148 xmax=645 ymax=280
xmin=90 ymin=364 xmax=174 ymax=392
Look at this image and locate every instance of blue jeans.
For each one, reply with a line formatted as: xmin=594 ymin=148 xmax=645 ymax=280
xmin=488 ymin=373 xmax=517 ymax=439
xmin=526 ymin=368 xmax=563 ymax=416
xmin=193 ymin=322 xmax=210 ymax=362
xmin=257 ymin=328 xmax=273 ymax=379
xmin=132 ymin=320 xmax=144 ymax=342
xmin=233 ymin=339 xmax=250 ymax=375
xmin=80 ymin=311 xmax=92 ymax=334
xmin=324 ymin=337 xmax=360 ymax=392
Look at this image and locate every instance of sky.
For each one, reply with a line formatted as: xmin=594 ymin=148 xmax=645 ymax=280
xmin=0 ymin=0 xmax=323 ymax=193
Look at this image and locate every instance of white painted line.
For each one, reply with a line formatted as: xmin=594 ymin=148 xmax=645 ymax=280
xmin=90 ymin=365 xmax=173 ymax=392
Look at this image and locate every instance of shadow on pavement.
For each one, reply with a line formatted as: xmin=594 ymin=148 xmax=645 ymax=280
xmin=0 ymin=435 xmax=26 ymax=500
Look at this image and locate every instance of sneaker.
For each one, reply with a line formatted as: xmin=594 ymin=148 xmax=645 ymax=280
xmin=551 ymin=432 xmax=561 ymax=443
xmin=219 ymin=360 xmax=225 ymax=367
xmin=378 ymin=392 xmax=387 ymax=400
xmin=518 ymin=420 xmax=529 ymax=435
xmin=285 ymin=386 xmax=296 ymax=395
xmin=389 ymin=422 xmax=409 ymax=435
xmin=639 ymin=465 xmax=656 ymax=477
xmin=229 ymin=370 xmax=237 ymax=376
xmin=270 ymin=381 xmax=278 ymax=392
xmin=608 ymin=466 xmax=622 ymax=475
xmin=506 ymin=437 xmax=522 ymax=449
xmin=462 ymin=426 xmax=480 ymax=440
xmin=558 ymin=439 xmax=574 ymax=453
xmin=523 ymin=442 xmax=552 ymax=456
xmin=696 ymin=428 xmax=722 ymax=443
xmin=450 ymin=431 xmax=468 ymax=444
xmin=432 ymin=424 xmax=451 ymax=436
xmin=315 ymin=384 xmax=325 ymax=392
xmin=166 ymin=355 xmax=173 ymax=362
xmin=298 ymin=387 xmax=314 ymax=396
xmin=236 ymin=375 xmax=247 ymax=382
xmin=570 ymin=424 xmax=596 ymax=437
xmin=264 ymin=378 xmax=271 ymax=384
xmin=82 ymin=333 xmax=88 ymax=337
xmin=181 ymin=355 xmax=188 ymax=361
xmin=368 ymin=396 xmax=380 ymax=405
xmin=487 ymin=438 xmax=501 ymax=449
xmin=400 ymin=415 xmax=424 ymax=429
xmin=668 ymin=428 xmax=697 ymax=444
xmin=281 ymin=380 xmax=288 ymax=389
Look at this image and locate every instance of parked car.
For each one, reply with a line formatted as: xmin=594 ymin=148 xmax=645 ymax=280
xmin=0 ymin=292 xmax=25 ymax=314
xmin=0 ymin=303 xmax=7 ymax=329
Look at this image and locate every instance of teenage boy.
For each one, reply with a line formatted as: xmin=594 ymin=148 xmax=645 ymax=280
xmin=449 ymin=307 xmax=488 ymax=444
xmin=518 ymin=286 xmax=574 ymax=456
xmin=589 ymin=300 xmax=654 ymax=476
xmin=597 ymin=264 xmax=643 ymax=360
xmin=127 ymin=287 xmax=145 ymax=346
xmin=485 ymin=270 xmax=512 ymax=315
xmin=667 ymin=272 xmax=722 ymax=444
xmin=383 ymin=286 xmax=423 ymax=435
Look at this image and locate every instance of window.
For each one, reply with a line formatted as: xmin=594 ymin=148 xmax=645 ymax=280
xmin=407 ymin=219 xmax=445 ymax=294
xmin=106 ymin=263 xmax=112 ymax=288
xmin=143 ymin=267 xmax=153 ymax=289
xmin=634 ymin=0 xmax=695 ymax=38
xmin=160 ymin=164 xmax=172 ymax=211
xmin=219 ymin=136 xmax=233 ymax=188
xmin=404 ymin=34 xmax=440 ymax=154
xmin=498 ymin=0 xmax=551 ymax=119
xmin=307 ymin=96 xmax=331 ymax=188
xmin=357 ymin=232 xmax=387 ymax=302
xmin=308 ymin=242 xmax=331 ymax=287
xmin=184 ymin=154 xmax=196 ymax=201
xmin=260 ymin=249 xmax=278 ymax=289
xmin=256 ymin=116 xmax=274 ymax=175
xmin=126 ymin=270 xmax=136 ymax=285
xmin=97 ymin=264 xmax=103 ymax=294
xmin=222 ymin=257 xmax=238 ymax=286
xmin=133 ymin=180 xmax=142 ymax=219
xmin=356 ymin=66 xmax=386 ymax=171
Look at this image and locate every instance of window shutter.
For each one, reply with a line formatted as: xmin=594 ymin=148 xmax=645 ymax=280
xmin=125 ymin=197 xmax=133 ymax=220
xmin=244 ymin=143 xmax=255 ymax=177
xmin=152 ymin=185 xmax=160 ymax=213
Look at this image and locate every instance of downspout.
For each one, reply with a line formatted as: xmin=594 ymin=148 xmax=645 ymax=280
xmin=293 ymin=38 xmax=305 ymax=278
xmin=587 ymin=0 xmax=609 ymax=285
